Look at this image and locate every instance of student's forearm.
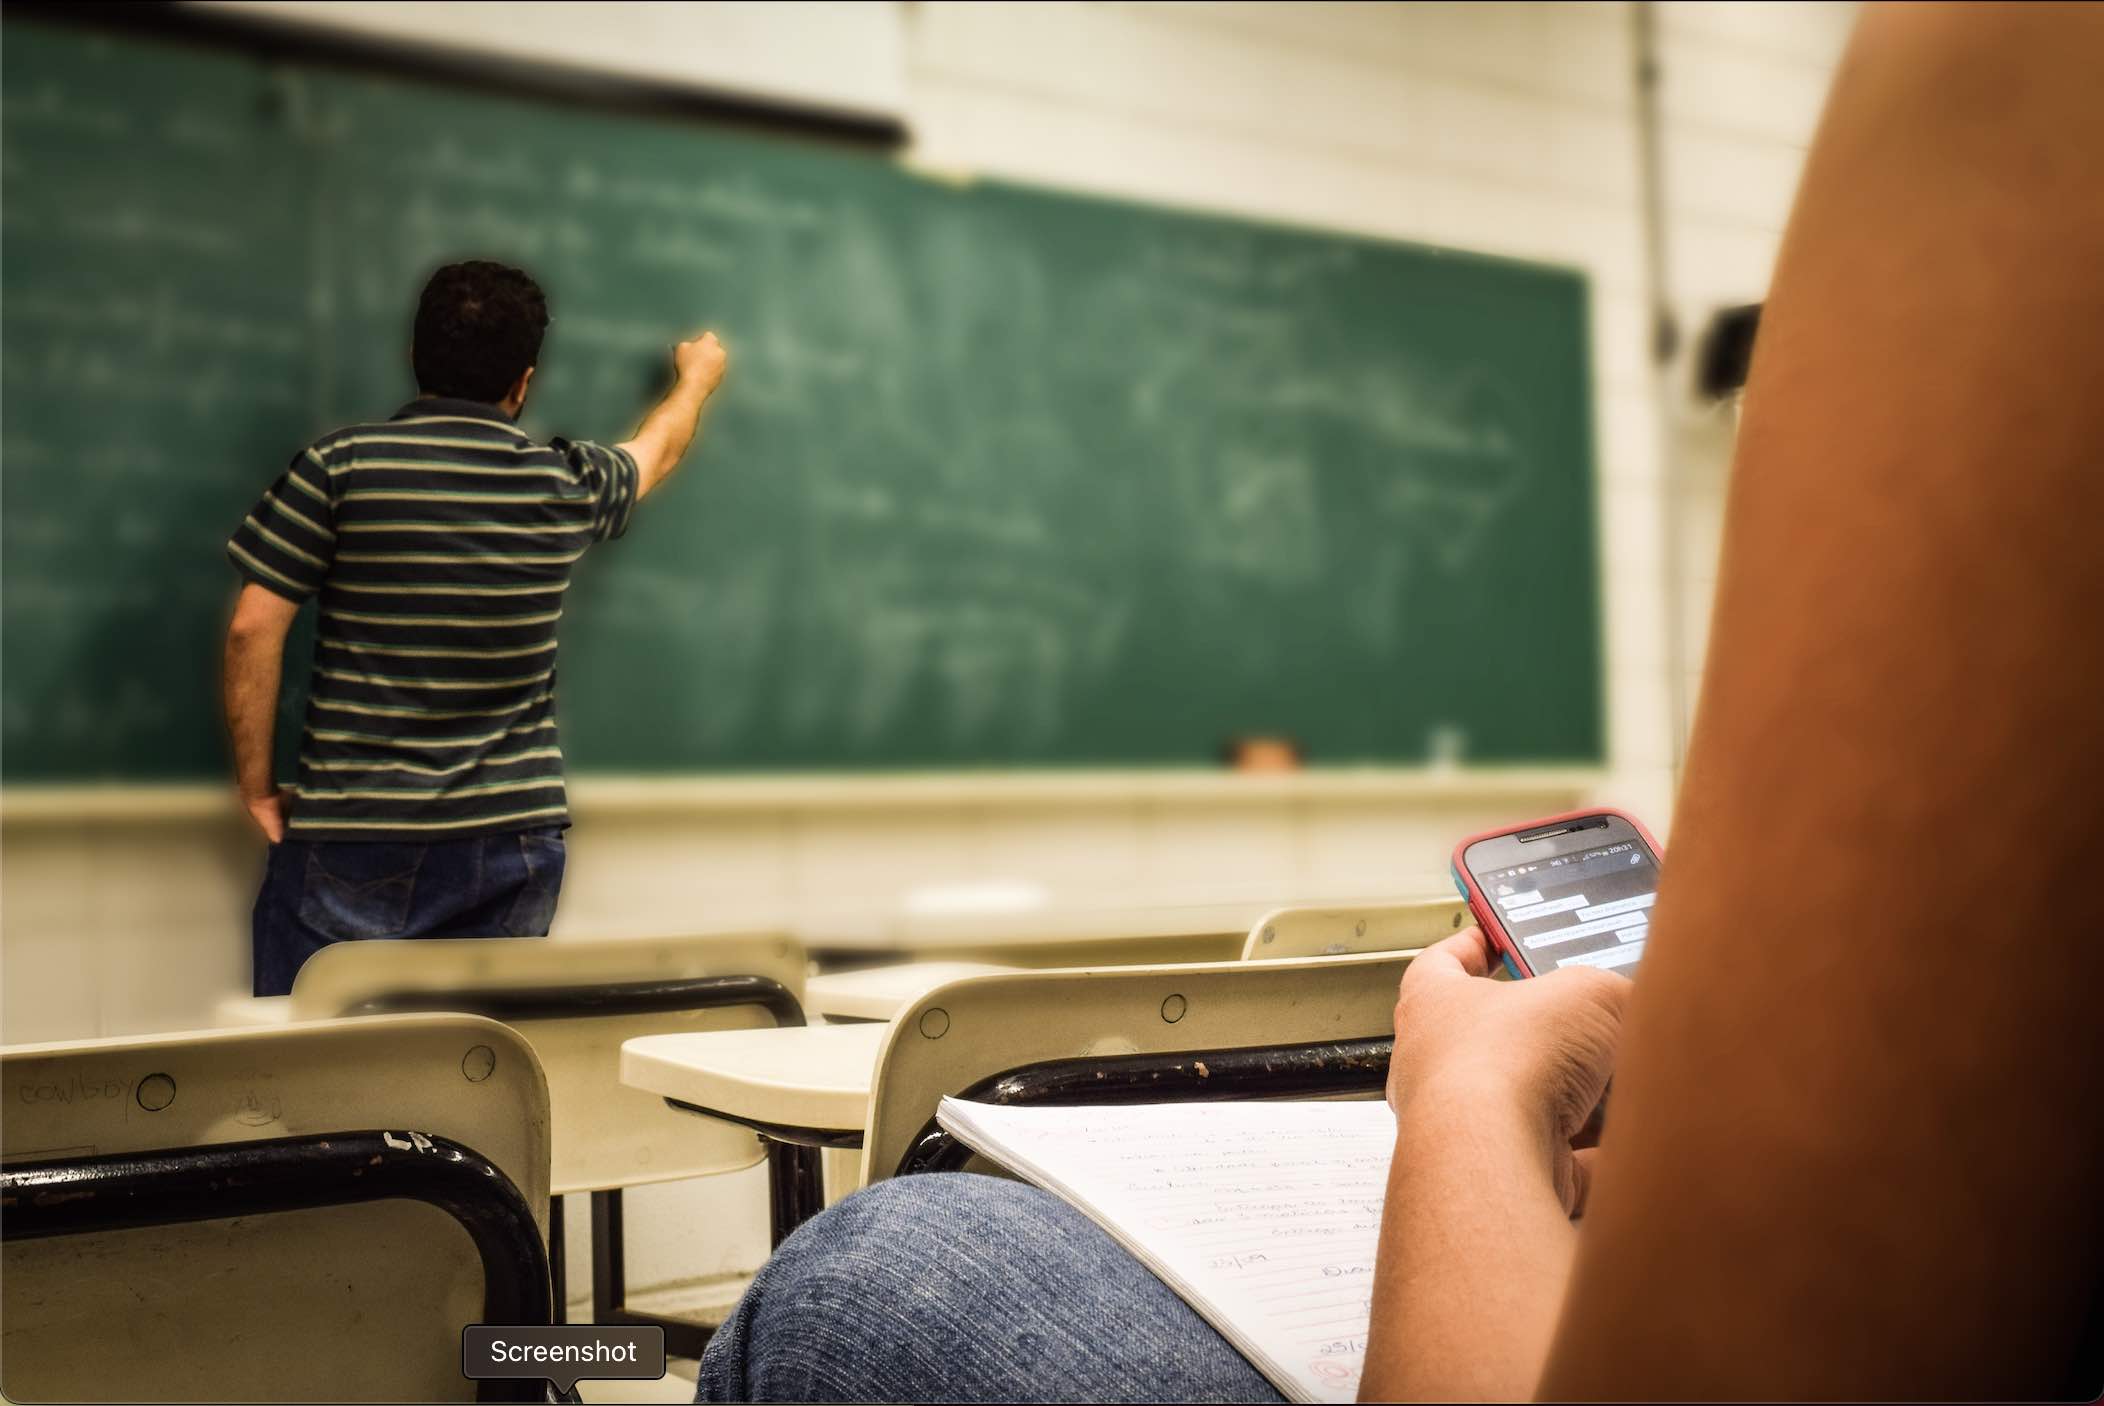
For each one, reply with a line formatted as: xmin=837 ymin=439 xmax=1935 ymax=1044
xmin=1361 ymin=1081 xmax=1578 ymax=1402
xmin=223 ymin=626 xmax=284 ymax=801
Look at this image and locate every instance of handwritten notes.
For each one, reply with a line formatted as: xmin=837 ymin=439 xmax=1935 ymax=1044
xmin=935 ymin=1098 xmax=1395 ymax=1403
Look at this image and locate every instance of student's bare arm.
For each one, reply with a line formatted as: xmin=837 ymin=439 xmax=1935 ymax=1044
xmin=1362 ymin=928 xmax=1629 ymax=1401
xmin=222 ymin=582 xmax=301 ymax=843
xmin=1541 ymin=4 xmax=2104 ymax=1397
xmin=619 ymin=331 xmax=728 ymax=500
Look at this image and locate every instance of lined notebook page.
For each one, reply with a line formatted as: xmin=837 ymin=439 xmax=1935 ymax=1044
xmin=935 ymin=1098 xmax=1395 ymax=1404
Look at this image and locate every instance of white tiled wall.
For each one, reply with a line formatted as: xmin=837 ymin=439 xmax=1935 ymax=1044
xmin=0 ymin=0 xmax=1857 ymax=1320
xmin=188 ymin=0 xmax=913 ymax=122
xmin=1651 ymin=1 xmax=1857 ymax=744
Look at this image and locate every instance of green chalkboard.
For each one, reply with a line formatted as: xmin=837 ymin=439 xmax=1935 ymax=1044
xmin=1 ymin=18 xmax=1601 ymax=780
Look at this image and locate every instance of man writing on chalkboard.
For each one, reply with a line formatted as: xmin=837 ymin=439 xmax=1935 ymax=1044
xmin=220 ymin=260 xmax=726 ymax=995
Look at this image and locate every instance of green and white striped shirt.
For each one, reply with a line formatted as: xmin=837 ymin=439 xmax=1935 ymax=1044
xmin=227 ymin=397 xmax=638 ymax=841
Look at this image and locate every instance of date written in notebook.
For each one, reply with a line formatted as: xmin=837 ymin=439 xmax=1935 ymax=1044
xmin=935 ymin=1097 xmax=1396 ymax=1403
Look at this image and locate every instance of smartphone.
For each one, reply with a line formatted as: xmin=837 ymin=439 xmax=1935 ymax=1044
xmin=1451 ymin=808 xmax=1663 ymax=979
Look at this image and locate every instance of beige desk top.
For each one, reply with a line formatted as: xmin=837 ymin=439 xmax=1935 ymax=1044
xmin=621 ymin=1022 xmax=887 ymax=1132
xmin=214 ymin=994 xmax=293 ymax=1026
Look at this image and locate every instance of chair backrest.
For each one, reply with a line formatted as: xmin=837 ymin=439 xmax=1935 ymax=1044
xmin=861 ymin=952 xmax=1408 ymax=1182
xmin=1240 ymin=896 xmax=1470 ymax=960
xmin=894 ymin=900 xmax=1263 ymax=967
xmin=290 ymin=933 xmax=805 ymax=1195
xmin=2 ymin=1015 xmax=549 ymax=1402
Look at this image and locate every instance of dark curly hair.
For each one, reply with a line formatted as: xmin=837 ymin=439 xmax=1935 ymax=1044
xmin=411 ymin=261 xmax=549 ymax=403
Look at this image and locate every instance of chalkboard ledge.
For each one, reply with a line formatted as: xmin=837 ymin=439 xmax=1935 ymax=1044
xmin=0 ymin=768 xmax=1602 ymax=826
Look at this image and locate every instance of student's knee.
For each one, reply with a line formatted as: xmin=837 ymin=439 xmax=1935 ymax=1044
xmin=772 ymin=1172 xmax=1059 ymax=1275
xmin=753 ymin=1172 xmax=1076 ymax=1313
xmin=695 ymin=1174 xmax=1081 ymax=1403
xmin=698 ymin=1173 xmax=1287 ymax=1403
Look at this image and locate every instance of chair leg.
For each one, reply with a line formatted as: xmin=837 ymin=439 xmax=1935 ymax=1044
xmin=589 ymin=1186 xmax=714 ymax=1359
xmin=548 ymin=1195 xmax=566 ymax=1324
xmin=589 ymin=1189 xmax=623 ymax=1327
xmin=765 ymin=1140 xmax=826 ymax=1248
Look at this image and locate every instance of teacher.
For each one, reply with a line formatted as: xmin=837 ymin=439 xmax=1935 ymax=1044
xmin=220 ymin=260 xmax=726 ymax=995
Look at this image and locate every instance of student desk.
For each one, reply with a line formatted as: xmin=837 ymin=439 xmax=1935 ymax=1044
xmin=215 ymin=994 xmax=293 ymax=1025
xmin=793 ymin=900 xmax=1319 ymax=1021
xmin=805 ymin=961 xmax=1019 ymax=1021
xmin=622 ymin=1023 xmax=885 ymax=1241
xmin=802 ymin=898 xmax=1295 ymax=970
xmin=623 ymin=949 xmax=1420 ymax=1245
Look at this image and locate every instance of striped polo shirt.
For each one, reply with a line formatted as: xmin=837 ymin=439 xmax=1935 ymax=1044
xmin=227 ymin=397 xmax=638 ymax=841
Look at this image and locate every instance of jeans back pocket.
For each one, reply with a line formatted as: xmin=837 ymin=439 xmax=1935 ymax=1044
xmin=297 ymin=844 xmax=425 ymax=940
xmin=501 ymin=830 xmax=566 ymax=936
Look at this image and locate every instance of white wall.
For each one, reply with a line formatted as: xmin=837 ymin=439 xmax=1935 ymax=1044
xmin=0 ymin=0 xmax=1858 ymax=1325
xmin=1651 ymin=0 xmax=1858 ymax=742
xmin=184 ymin=0 xmax=912 ymax=124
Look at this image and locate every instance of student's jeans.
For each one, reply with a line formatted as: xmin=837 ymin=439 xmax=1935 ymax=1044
xmin=250 ymin=828 xmax=566 ymax=997
xmin=694 ymin=1174 xmax=1287 ymax=1404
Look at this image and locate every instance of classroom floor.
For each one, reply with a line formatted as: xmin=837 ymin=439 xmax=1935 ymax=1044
xmin=565 ymin=1274 xmax=739 ymax=1402
xmin=579 ymin=1359 xmax=699 ymax=1403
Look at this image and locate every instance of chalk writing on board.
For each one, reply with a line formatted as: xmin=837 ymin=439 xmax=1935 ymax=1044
xmin=407 ymin=137 xmax=543 ymax=194
xmin=66 ymin=207 xmax=242 ymax=257
xmin=599 ymin=174 xmax=826 ymax=231
xmin=3 ymin=21 xmax=1601 ymax=775
xmin=168 ymin=110 xmax=244 ymax=153
xmin=10 ymin=342 xmax=302 ymax=415
xmin=1 ymin=82 xmax=128 ymax=136
xmin=8 ymin=287 xmax=302 ymax=356
xmin=629 ymin=224 xmax=736 ymax=272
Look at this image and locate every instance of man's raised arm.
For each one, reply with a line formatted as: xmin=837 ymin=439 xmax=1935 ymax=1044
xmin=619 ymin=331 xmax=728 ymax=500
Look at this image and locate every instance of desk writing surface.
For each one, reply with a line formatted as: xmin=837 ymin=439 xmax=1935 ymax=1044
xmin=620 ymin=1023 xmax=885 ymax=1131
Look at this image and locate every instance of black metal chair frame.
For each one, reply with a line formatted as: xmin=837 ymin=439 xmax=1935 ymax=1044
xmin=895 ymin=1035 xmax=1395 ymax=1177
xmin=348 ymin=974 xmax=805 ymax=1360
xmin=1 ymin=1129 xmax=550 ymax=1404
xmin=658 ymin=1100 xmax=839 ymax=1249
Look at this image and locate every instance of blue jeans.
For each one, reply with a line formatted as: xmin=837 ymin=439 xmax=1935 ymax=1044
xmin=250 ymin=829 xmax=566 ymax=997
xmin=695 ymin=1174 xmax=1286 ymax=1404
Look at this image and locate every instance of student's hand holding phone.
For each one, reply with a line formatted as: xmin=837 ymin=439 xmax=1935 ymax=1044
xmin=1388 ymin=923 xmax=1631 ymax=1216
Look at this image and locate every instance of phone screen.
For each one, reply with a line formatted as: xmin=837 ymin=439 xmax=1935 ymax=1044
xmin=1477 ymin=837 xmax=1660 ymax=975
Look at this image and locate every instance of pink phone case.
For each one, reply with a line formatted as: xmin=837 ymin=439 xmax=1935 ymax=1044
xmin=1449 ymin=807 xmax=1664 ymax=977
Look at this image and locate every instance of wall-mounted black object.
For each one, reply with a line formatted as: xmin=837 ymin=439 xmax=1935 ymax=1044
xmin=1697 ymin=303 xmax=1762 ymax=402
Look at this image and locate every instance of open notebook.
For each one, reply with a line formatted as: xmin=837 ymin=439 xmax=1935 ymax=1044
xmin=935 ymin=1097 xmax=1395 ymax=1404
